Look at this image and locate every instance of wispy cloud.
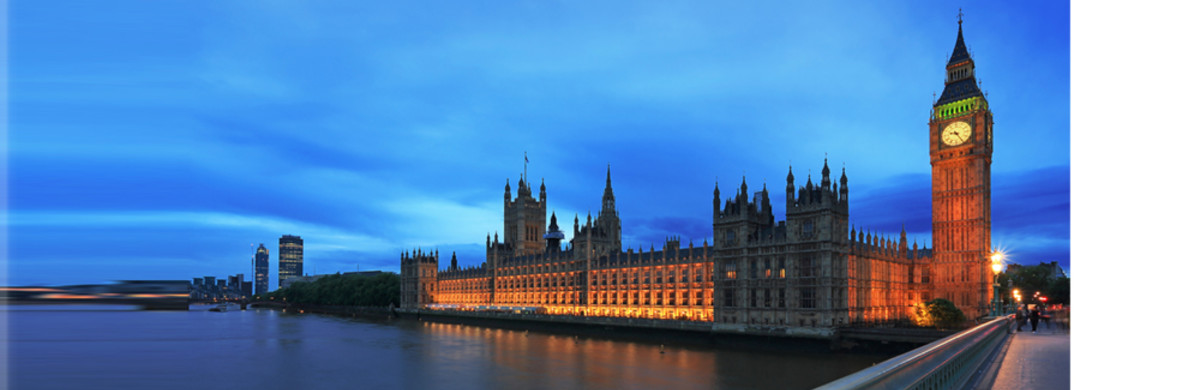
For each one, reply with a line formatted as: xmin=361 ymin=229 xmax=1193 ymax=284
xmin=7 ymin=1 xmax=1069 ymax=284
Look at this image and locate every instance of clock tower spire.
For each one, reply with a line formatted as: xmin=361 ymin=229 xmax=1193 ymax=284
xmin=928 ymin=14 xmax=994 ymax=319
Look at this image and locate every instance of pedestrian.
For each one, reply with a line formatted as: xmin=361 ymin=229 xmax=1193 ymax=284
xmin=1015 ymin=305 xmax=1027 ymax=332
xmin=1030 ymin=306 xmax=1042 ymax=333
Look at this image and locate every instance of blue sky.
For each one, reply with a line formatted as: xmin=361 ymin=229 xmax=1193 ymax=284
xmin=5 ymin=1 xmax=1069 ymax=287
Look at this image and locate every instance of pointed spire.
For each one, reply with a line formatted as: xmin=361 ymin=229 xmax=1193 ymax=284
xmin=949 ymin=9 xmax=971 ymax=66
xmin=787 ymin=165 xmax=795 ymax=184
xmin=713 ymin=179 xmax=722 ymax=214
xmin=601 ymin=165 xmax=617 ymax=214
xmin=840 ymin=165 xmax=849 ymax=191
xmin=549 ymin=211 xmax=559 ymax=231
xmin=821 ymin=156 xmax=831 ymax=188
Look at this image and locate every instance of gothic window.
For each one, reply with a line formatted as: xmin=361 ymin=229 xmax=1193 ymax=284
xmin=724 ymin=289 xmax=734 ymax=307
xmin=801 ymin=288 xmax=816 ymax=309
xmin=750 ymin=289 xmax=757 ymax=307
xmin=803 ymin=219 xmax=814 ymax=238
xmin=779 ymin=288 xmax=786 ymax=308
xmin=725 ymin=230 xmax=735 ymax=246
xmin=764 ymin=289 xmax=772 ymax=308
xmin=750 ymin=260 xmax=758 ymax=279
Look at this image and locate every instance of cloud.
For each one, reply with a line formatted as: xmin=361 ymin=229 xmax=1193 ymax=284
xmin=844 ymin=165 xmax=1070 ymax=267
xmin=7 ymin=1 xmax=1070 ymax=285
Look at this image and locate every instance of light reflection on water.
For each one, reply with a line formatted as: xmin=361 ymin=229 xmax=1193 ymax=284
xmin=6 ymin=305 xmax=892 ymax=390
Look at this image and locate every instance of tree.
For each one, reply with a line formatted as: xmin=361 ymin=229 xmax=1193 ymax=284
xmin=912 ymin=298 xmax=967 ymax=329
xmin=266 ymin=272 xmax=402 ymax=307
xmin=1001 ymin=262 xmax=1070 ymax=307
xmin=1047 ymin=277 xmax=1070 ymax=305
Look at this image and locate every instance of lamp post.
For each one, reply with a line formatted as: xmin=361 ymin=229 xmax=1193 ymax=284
xmin=990 ymin=251 xmax=1004 ymax=317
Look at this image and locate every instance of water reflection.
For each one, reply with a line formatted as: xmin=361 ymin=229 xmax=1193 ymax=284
xmin=7 ymin=306 xmax=889 ymax=390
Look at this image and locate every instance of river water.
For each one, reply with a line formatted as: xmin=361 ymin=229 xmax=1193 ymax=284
xmin=5 ymin=305 xmax=894 ymax=389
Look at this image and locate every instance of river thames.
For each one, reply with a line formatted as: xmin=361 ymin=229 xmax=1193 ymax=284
xmin=6 ymin=305 xmax=896 ymax=389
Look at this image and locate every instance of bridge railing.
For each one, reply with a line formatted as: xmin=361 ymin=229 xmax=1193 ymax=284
xmin=815 ymin=315 xmax=1012 ymax=390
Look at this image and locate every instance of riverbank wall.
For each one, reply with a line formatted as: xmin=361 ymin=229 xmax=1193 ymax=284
xmin=248 ymin=302 xmax=945 ymax=353
xmin=394 ymin=308 xmax=943 ymax=353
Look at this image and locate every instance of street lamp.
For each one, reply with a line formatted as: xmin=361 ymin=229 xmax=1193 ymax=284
xmin=990 ymin=251 xmax=1005 ymax=317
xmin=1012 ymin=289 xmax=1020 ymax=314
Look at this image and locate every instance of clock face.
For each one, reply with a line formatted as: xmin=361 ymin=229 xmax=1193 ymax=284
xmin=941 ymin=121 xmax=972 ymax=146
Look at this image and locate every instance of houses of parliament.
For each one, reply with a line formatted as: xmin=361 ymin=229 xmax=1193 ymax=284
xmin=401 ymin=20 xmax=997 ymax=330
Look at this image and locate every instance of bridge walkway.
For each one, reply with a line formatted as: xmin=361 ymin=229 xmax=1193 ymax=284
xmin=975 ymin=316 xmax=1070 ymax=389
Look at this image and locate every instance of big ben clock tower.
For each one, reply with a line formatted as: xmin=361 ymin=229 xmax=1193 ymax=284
xmin=929 ymin=16 xmax=993 ymax=319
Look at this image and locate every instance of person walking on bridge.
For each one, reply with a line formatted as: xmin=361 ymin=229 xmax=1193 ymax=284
xmin=1015 ymin=305 xmax=1028 ymax=332
xmin=1030 ymin=306 xmax=1043 ymax=333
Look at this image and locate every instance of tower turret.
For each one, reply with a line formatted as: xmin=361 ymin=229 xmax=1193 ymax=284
xmin=821 ymin=157 xmax=831 ymax=190
xmin=544 ymin=211 xmax=565 ymax=253
xmin=786 ymin=166 xmax=795 ymax=203
xmin=713 ymin=180 xmax=721 ymax=216
xmin=839 ymin=166 xmax=849 ymax=202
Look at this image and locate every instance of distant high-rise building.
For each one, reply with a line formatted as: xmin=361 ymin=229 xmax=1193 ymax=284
xmin=254 ymin=244 xmax=269 ymax=295
xmin=278 ymin=235 xmax=304 ymax=288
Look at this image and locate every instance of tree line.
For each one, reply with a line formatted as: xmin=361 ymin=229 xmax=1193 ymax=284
xmin=258 ymin=272 xmax=401 ymax=307
xmin=997 ymin=262 xmax=1070 ymax=306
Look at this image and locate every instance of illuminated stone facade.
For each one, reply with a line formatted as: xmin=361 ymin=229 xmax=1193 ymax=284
xmin=400 ymin=21 xmax=995 ymax=326
xmin=711 ymin=162 xmax=935 ymax=330
xmin=403 ymin=169 xmax=715 ymax=321
xmin=926 ymin=20 xmax=995 ymax=319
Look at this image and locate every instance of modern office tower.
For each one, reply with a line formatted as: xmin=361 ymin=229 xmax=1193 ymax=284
xmin=278 ymin=235 xmax=304 ymax=288
xmin=254 ymin=244 xmax=269 ymax=295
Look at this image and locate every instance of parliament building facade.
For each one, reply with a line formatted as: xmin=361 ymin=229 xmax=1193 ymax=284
xmin=401 ymin=21 xmax=996 ymax=329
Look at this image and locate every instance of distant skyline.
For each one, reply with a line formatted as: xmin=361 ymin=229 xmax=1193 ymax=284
xmin=6 ymin=1 xmax=1069 ymax=287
